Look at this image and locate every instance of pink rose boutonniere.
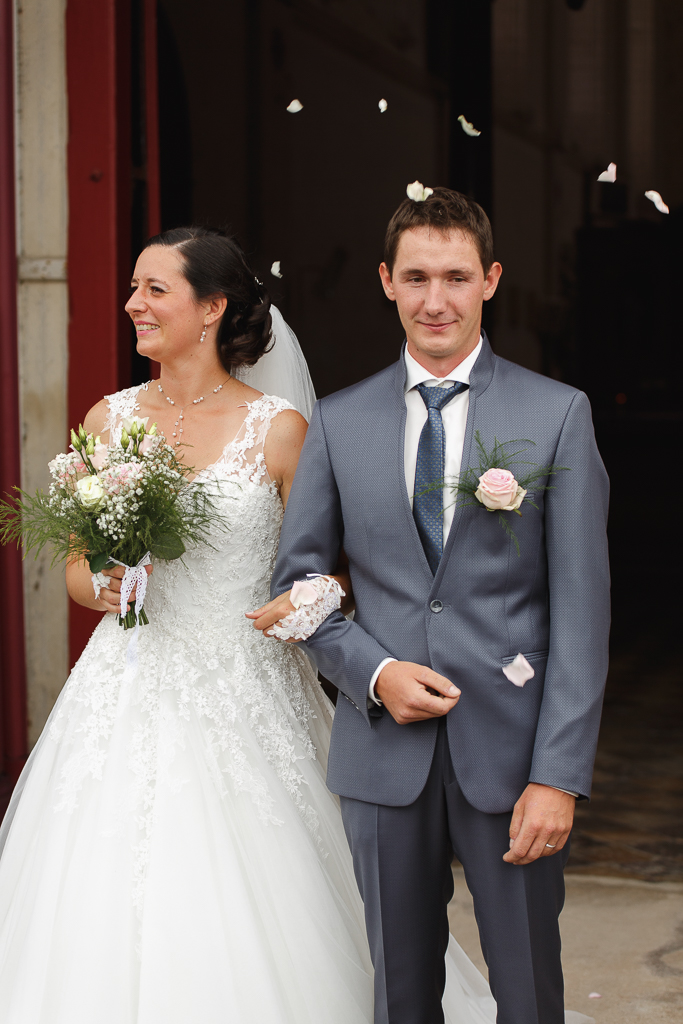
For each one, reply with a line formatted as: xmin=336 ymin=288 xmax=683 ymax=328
xmin=475 ymin=468 xmax=527 ymax=513
xmin=465 ymin=432 xmax=568 ymax=553
xmin=420 ymin=431 xmax=569 ymax=554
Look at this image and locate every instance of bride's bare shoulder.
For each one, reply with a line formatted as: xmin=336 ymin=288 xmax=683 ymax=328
xmin=83 ymin=397 xmax=111 ymax=440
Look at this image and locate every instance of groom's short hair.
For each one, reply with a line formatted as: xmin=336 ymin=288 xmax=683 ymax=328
xmin=384 ymin=187 xmax=494 ymax=275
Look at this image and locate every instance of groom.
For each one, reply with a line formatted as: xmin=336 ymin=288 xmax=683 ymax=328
xmin=272 ymin=188 xmax=610 ymax=1023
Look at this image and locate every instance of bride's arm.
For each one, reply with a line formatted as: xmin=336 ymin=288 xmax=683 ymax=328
xmin=263 ymin=408 xmax=308 ymax=508
xmin=246 ymin=409 xmax=353 ymax=638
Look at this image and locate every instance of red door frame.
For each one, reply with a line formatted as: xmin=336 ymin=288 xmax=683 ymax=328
xmin=66 ymin=0 xmax=131 ymax=664
xmin=0 ymin=0 xmax=29 ymax=786
xmin=66 ymin=0 xmax=160 ymax=666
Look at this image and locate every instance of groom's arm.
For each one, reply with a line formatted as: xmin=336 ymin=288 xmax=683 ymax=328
xmin=528 ymin=390 xmax=611 ymax=799
xmin=505 ymin=390 xmax=609 ymax=866
xmin=271 ymin=401 xmax=394 ymax=725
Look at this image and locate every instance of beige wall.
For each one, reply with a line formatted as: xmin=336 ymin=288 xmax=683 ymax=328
xmin=14 ymin=0 xmax=69 ymax=744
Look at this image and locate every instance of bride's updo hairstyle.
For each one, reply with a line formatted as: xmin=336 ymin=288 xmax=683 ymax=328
xmin=146 ymin=226 xmax=272 ymax=372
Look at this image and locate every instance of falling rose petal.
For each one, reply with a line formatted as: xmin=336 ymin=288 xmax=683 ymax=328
xmin=270 ymin=261 xmax=283 ymax=278
xmin=406 ymin=180 xmax=434 ymax=202
xmin=290 ymin=580 xmax=318 ymax=609
xmin=379 ymin=98 xmax=388 ymax=113
xmin=597 ymin=162 xmax=617 ymax=183
xmin=588 ymin=993 xmax=602 ymax=999
xmin=502 ymin=653 xmax=535 ymax=688
xmin=286 ymin=99 xmax=303 ymax=113
xmin=458 ymin=114 xmax=481 ymax=137
xmin=645 ymin=190 xmax=670 ymax=214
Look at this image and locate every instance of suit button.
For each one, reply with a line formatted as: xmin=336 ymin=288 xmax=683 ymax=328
xmin=430 ymin=600 xmax=443 ymax=613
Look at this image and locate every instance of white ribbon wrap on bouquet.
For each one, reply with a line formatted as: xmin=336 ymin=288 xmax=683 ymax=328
xmin=268 ymin=574 xmax=345 ymax=642
xmin=107 ymin=552 xmax=152 ymax=685
xmin=110 ymin=552 xmax=152 ymax=619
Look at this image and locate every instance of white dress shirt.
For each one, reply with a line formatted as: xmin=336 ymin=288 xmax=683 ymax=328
xmin=369 ymin=338 xmax=482 ymax=702
xmin=403 ymin=339 xmax=482 ymax=538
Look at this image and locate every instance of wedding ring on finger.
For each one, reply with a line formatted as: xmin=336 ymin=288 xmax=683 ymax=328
xmin=91 ymin=572 xmax=110 ymax=600
xmin=545 ymin=843 xmax=557 ymax=848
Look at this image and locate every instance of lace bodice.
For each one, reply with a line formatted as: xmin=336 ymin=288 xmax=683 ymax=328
xmin=100 ymin=384 xmax=295 ymax=633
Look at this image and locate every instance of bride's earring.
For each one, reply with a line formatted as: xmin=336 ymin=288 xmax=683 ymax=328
xmin=200 ymin=322 xmax=207 ymax=343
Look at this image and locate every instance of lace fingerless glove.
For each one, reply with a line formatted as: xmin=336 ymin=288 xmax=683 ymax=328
xmin=268 ymin=574 xmax=345 ymax=641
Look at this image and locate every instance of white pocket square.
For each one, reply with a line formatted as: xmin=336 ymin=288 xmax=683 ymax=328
xmin=502 ymin=653 xmax=535 ymax=687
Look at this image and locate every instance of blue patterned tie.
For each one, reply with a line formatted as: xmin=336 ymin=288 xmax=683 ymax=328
xmin=413 ymin=382 xmax=469 ymax=574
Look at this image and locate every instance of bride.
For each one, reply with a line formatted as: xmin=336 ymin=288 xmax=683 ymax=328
xmin=0 ymin=227 xmax=589 ymax=1023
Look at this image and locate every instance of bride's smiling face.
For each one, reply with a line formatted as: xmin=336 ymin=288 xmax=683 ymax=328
xmin=126 ymin=246 xmax=221 ymax=362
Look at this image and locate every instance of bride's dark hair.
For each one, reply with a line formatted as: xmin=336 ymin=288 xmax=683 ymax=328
xmin=145 ymin=226 xmax=272 ymax=372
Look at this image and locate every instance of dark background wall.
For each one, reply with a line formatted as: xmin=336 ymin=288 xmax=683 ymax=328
xmin=154 ymin=0 xmax=448 ymax=395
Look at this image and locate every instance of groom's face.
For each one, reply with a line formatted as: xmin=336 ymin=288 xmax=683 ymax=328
xmin=379 ymin=227 xmax=501 ymax=373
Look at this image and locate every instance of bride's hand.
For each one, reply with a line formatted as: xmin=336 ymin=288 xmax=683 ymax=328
xmin=66 ymin=556 xmax=154 ymax=614
xmin=246 ymin=592 xmax=297 ymax=642
xmin=95 ymin=564 xmax=153 ymax=614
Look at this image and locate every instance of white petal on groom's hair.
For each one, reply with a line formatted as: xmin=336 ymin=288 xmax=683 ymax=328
xmin=406 ymin=180 xmax=434 ymax=202
xmin=286 ymin=98 xmax=303 ymax=113
xmin=502 ymin=653 xmax=535 ymax=687
xmin=597 ymin=162 xmax=617 ymax=182
xmin=378 ymin=98 xmax=388 ymax=113
xmin=645 ymin=189 xmax=670 ymax=214
xmin=270 ymin=261 xmax=283 ymax=278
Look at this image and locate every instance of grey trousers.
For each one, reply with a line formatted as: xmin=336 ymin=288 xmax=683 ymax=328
xmin=340 ymin=721 xmax=570 ymax=1024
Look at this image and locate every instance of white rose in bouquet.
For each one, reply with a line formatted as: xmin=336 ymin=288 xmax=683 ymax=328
xmin=75 ymin=475 xmax=106 ymax=510
xmin=122 ymin=415 xmax=150 ymax=432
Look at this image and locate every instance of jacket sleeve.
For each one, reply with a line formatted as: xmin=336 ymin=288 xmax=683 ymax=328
xmin=528 ymin=390 xmax=611 ymax=798
xmin=270 ymin=401 xmax=391 ymax=725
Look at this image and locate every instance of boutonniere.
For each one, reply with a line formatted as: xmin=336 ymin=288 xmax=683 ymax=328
xmin=423 ymin=432 xmax=568 ymax=555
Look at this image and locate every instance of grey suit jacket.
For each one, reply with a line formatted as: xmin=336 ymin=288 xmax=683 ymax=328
xmin=271 ymin=336 xmax=610 ymax=812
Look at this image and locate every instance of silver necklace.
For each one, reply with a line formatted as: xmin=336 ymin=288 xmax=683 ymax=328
xmin=157 ymin=377 xmax=231 ymax=446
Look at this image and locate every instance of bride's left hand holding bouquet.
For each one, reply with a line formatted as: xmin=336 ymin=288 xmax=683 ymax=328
xmin=0 ymin=416 xmax=221 ymax=629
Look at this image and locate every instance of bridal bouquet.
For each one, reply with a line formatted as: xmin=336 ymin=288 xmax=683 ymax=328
xmin=0 ymin=417 xmax=220 ymax=628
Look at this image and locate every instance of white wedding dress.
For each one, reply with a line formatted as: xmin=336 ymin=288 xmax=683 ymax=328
xmin=0 ymin=387 xmax=592 ymax=1024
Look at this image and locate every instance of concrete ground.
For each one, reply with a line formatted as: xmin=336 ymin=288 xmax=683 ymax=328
xmin=448 ymin=869 xmax=683 ymax=1023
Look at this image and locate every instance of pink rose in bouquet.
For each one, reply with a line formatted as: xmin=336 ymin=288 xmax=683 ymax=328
xmin=90 ymin=441 xmax=108 ymax=471
xmin=138 ymin=434 xmax=156 ymax=456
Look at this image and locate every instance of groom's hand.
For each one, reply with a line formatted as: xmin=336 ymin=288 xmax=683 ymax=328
xmin=375 ymin=661 xmax=460 ymax=724
xmin=503 ymin=783 xmax=575 ymax=865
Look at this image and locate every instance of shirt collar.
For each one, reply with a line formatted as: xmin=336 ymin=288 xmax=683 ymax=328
xmin=404 ymin=336 xmax=483 ymax=393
